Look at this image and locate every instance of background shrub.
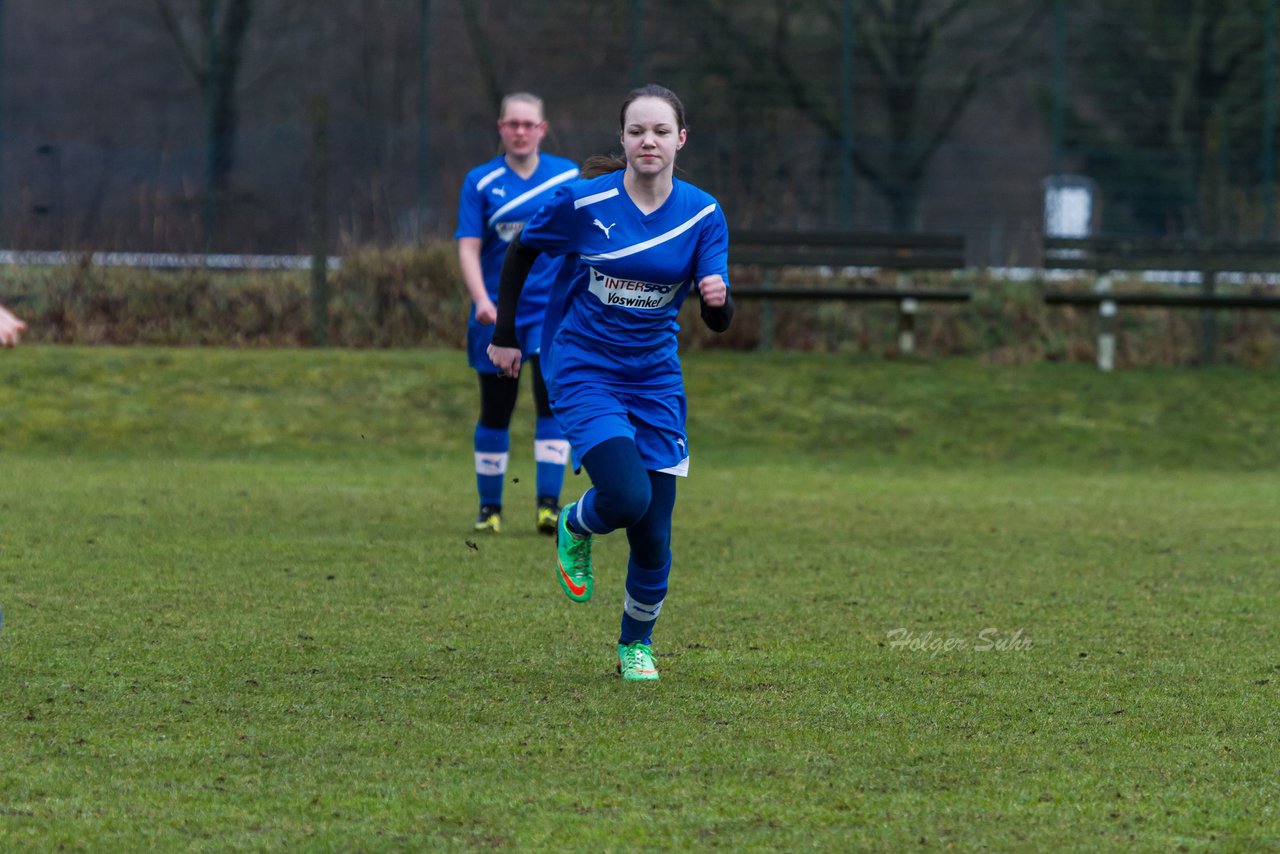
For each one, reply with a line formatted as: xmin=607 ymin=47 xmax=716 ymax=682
xmin=3 ymin=246 xmax=1277 ymax=367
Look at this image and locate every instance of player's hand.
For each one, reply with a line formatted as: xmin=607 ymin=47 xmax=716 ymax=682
xmin=474 ymin=298 xmax=497 ymax=325
xmin=698 ymin=274 xmax=727 ymax=308
xmin=487 ymin=344 xmax=522 ymax=379
xmin=0 ymin=304 xmax=26 ymax=347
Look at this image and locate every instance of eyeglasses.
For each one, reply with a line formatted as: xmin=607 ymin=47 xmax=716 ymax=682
xmin=499 ymin=120 xmax=543 ymax=131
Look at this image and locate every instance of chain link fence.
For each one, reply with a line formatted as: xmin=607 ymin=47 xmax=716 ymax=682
xmin=2 ymin=1 xmax=1277 ymax=265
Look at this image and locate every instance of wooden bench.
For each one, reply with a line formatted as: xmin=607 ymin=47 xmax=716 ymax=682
xmin=728 ymin=230 xmax=970 ymax=353
xmin=1043 ymin=236 xmax=1280 ymax=369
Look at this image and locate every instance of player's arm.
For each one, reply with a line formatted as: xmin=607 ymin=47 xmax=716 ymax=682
xmin=698 ymin=275 xmax=734 ymax=332
xmin=486 ymin=235 xmax=542 ymax=378
xmin=0 ymin=302 xmax=27 ymax=347
xmin=695 ymin=208 xmax=734 ymax=333
xmin=456 ymin=237 xmax=495 ymax=324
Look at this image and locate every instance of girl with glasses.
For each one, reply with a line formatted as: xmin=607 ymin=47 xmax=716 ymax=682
xmin=455 ymin=93 xmax=580 ymax=535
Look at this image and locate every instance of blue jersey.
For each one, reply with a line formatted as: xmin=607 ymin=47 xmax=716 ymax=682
xmin=519 ymin=170 xmax=730 ymax=393
xmin=455 ymin=153 xmax=580 ymax=327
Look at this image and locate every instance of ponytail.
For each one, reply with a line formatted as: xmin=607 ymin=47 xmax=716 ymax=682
xmin=581 ymin=154 xmax=627 ymax=179
xmin=581 ymin=86 xmax=688 ymax=180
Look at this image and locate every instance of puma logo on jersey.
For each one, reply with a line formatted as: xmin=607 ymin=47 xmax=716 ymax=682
xmin=593 ymin=219 xmax=616 ymax=238
xmin=676 ymin=438 xmax=686 ymax=453
xmin=491 ymin=186 xmax=507 ymax=198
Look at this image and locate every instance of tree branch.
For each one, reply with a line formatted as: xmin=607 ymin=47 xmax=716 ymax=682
xmin=153 ymin=0 xmax=203 ymax=85
xmin=459 ymin=0 xmax=504 ymax=113
xmin=909 ymin=3 xmax=1048 ymax=179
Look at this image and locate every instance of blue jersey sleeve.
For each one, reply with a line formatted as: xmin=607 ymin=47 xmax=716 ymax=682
xmin=455 ymin=174 xmax=485 ymax=240
xmin=519 ymin=185 xmax=579 ymax=257
xmin=694 ymin=204 xmax=731 ymax=286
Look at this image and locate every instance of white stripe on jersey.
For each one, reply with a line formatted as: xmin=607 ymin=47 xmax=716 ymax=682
xmin=476 ymin=167 xmax=507 ymax=192
xmin=580 ymin=203 xmax=718 ymax=263
xmin=487 ymin=168 xmax=580 ymax=227
xmin=574 ymin=188 xmax=620 ymax=209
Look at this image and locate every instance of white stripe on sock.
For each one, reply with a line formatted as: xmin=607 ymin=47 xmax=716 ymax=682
xmin=574 ymin=500 xmax=598 ymax=535
xmin=534 ymin=439 xmax=570 ymax=465
xmin=474 ymin=452 xmax=509 ymax=475
xmin=624 ymin=593 xmax=664 ymax=622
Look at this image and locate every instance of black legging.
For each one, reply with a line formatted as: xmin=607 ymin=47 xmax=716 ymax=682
xmin=477 ymin=354 xmax=553 ymax=429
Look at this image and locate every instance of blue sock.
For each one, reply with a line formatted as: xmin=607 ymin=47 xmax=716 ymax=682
xmin=619 ymin=556 xmax=671 ymax=645
xmin=474 ymin=424 xmax=509 ymax=510
xmin=566 ymin=490 xmax=596 ymax=536
xmin=534 ymin=417 xmax=569 ymax=504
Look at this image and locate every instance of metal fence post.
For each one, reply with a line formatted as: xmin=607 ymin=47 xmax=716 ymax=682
xmin=417 ymin=0 xmax=432 ymax=225
xmin=1199 ymin=268 xmax=1217 ymax=366
xmin=897 ymin=297 xmax=918 ymax=355
xmin=1097 ymin=300 xmax=1117 ymax=371
xmin=1095 ymin=273 xmax=1115 ymax=371
xmin=310 ymin=95 xmax=330 ymax=346
xmin=757 ymin=268 xmax=775 ymax=351
xmin=203 ymin=0 xmax=219 ymax=251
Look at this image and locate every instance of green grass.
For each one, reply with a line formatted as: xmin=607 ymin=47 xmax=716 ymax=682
xmin=2 ymin=347 xmax=1278 ymax=851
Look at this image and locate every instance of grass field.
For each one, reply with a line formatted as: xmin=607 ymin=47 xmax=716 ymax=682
xmin=2 ymin=347 xmax=1278 ymax=851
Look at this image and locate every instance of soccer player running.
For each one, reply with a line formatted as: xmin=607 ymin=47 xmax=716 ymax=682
xmin=488 ymin=85 xmax=735 ymax=681
xmin=456 ymin=93 xmax=579 ymax=535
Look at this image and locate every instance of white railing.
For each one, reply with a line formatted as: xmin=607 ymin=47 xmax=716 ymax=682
xmin=0 ymin=250 xmax=341 ymax=271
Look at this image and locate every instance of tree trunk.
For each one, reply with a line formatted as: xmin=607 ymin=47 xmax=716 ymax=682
xmin=209 ymin=0 xmax=254 ymax=194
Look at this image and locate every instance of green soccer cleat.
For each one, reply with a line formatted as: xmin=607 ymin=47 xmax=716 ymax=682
xmin=473 ymin=505 xmax=501 ymax=533
xmin=617 ymin=641 xmax=660 ymax=681
xmin=536 ymin=500 xmax=560 ymax=536
xmin=555 ymin=502 xmax=593 ymax=602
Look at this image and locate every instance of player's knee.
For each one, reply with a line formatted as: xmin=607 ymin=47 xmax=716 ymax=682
xmin=596 ymin=477 xmax=651 ymax=529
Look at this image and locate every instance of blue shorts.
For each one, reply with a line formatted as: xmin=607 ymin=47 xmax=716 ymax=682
xmin=468 ymin=320 xmax=543 ymax=374
xmin=551 ymin=382 xmax=689 ymax=476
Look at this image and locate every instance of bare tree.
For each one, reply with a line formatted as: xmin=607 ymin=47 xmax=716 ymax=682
xmin=688 ymin=0 xmax=1050 ymax=230
xmin=152 ymin=0 xmax=255 ymax=195
xmin=1070 ymin=0 xmax=1265 ymax=236
xmin=1 ymin=0 xmax=1061 ymax=252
